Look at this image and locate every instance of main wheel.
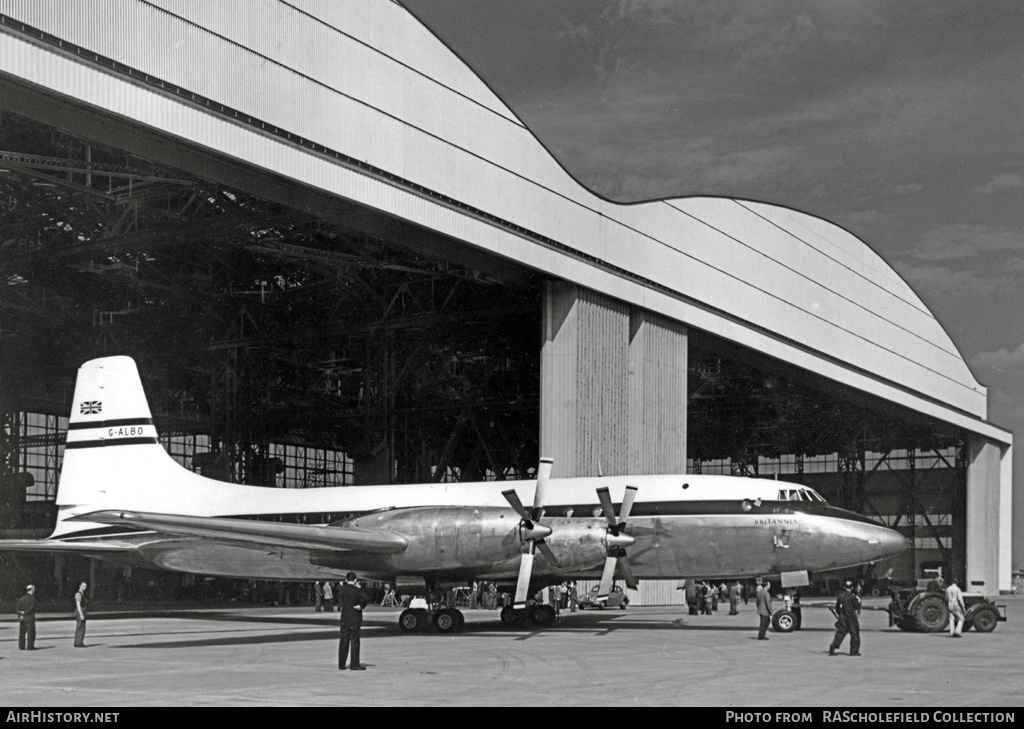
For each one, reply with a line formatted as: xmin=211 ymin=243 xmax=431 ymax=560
xmin=772 ymin=609 xmax=797 ymax=633
xmin=972 ymin=608 xmax=999 ymax=633
xmin=399 ymin=608 xmax=426 ymax=633
xmin=500 ymin=605 xmax=521 ymax=625
xmin=432 ymin=607 xmax=463 ymax=634
xmin=529 ymin=604 xmax=556 ymax=627
xmin=914 ymin=595 xmax=949 ymax=632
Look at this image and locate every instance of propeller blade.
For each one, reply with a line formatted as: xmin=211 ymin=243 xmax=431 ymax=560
xmin=513 ymin=549 xmax=535 ymax=609
xmin=502 ymin=489 xmax=533 ymax=526
xmin=596 ymin=487 xmax=618 ymax=531
xmin=536 ymin=539 xmax=561 ymax=568
xmin=596 ymin=555 xmax=617 ymax=602
xmin=619 ymin=485 xmax=639 ymax=525
xmin=618 ymin=555 xmax=639 ymax=590
xmin=531 ymin=457 xmax=553 ymax=520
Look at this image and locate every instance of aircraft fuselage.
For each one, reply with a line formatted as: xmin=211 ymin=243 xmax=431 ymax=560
xmin=110 ymin=497 xmax=903 ymax=585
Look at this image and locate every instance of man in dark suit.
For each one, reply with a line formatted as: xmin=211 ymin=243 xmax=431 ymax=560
xmin=338 ymin=572 xmax=369 ymax=671
xmin=756 ymin=582 xmax=773 ymax=640
xmin=16 ymin=584 xmax=37 ymax=650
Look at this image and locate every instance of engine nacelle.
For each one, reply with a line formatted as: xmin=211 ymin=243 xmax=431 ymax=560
xmin=540 ymin=517 xmax=618 ymax=572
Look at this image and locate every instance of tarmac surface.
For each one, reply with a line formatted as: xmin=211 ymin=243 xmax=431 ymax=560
xmin=1 ymin=596 xmax=1020 ymax=707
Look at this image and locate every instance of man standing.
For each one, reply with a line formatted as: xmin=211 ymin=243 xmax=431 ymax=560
xmin=828 ymin=580 xmax=861 ymax=656
xmin=337 ymin=572 xmax=369 ymax=671
xmin=946 ymin=577 xmax=966 ymax=638
xmin=16 ymin=584 xmax=37 ymax=650
xmin=756 ymin=582 xmax=773 ymax=640
xmin=74 ymin=581 xmax=88 ymax=647
xmin=729 ymin=581 xmax=741 ymax=616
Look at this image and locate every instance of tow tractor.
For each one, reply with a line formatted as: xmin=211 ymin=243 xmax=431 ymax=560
xmin=887 ymin=588 xmax=1007 ymax=633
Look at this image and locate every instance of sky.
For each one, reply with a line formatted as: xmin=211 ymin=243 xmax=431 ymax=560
xmin=401 ymin=0 xmax=1024 ymax=569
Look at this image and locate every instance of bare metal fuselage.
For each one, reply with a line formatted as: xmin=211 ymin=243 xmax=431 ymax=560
xmin=111 ymin=502 xmax=904 ymax=584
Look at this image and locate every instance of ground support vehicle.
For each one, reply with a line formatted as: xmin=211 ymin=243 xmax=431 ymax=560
xmin=887 ymin=589 xmax=1007 ymax=633
xmin=577 ymin=585 xmax=630 ymax=610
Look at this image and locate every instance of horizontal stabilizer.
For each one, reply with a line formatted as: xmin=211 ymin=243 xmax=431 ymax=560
xmin=72 ymin=510 xmax=409 ymax=554
xmin=0 ymin=539 xmax=139 ymax=556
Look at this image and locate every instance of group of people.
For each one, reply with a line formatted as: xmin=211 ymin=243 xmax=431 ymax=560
xmin=543 ymin=581 xmax=579 ymax=615
xmin=694 ymin=580 xmax=745 ymax=616
xmin=313 ymin=580 xmax=340 ymax=612
xmin=460 ymin=581 xmax=501 ymax=610
xmin=14 ymin=581 xmax=90 ymax=651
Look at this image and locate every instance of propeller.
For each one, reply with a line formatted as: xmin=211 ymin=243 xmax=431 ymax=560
xmin=502 ymin=457 xmax=558 ymax=609
xmin=595 ymin=485 xmax=638 ymax=602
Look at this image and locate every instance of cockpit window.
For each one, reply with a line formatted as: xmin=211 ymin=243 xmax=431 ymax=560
xmin=778 ymin=488 xmax=827 ymax=503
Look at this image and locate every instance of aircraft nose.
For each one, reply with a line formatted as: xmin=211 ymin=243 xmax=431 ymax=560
xmin=875 ymin=525 xmax=908 ymax=558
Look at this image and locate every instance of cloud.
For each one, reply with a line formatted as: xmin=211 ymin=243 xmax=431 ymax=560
xmin=971 ymin=342 xmax=1024 ymax=371
xmin=901 ymin=224 xmax=1024 ymax=261
xmin=843 ymin=210 xmax=881 ymax=225
xmin=892 ymin=262 xmax=1016 ymax=299
xmin=893 ymin=183 xmax=924 ymax=195
xmin=976 ymin=172 xmax=1023 ymax=194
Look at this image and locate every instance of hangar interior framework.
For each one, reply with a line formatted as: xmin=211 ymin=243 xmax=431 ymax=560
xmin=0 ymin=1 xmax=1012 ymax=599
xmin=0 ymin=111 xmax=977 ymax=593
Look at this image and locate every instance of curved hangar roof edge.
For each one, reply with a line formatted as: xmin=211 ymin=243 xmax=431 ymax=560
xmin=0 ymin=0 xmax=992 ymax=426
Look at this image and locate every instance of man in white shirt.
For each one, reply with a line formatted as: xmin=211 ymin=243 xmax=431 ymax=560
xmin=945 ymin=578 xmax=966 ymax=638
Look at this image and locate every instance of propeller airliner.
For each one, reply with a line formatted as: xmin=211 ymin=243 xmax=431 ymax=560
xmin=0 ymin=357 xmax=906 ymax=632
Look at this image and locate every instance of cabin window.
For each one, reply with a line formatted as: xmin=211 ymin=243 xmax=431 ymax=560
xmin=777 ymin=490 xmax=788 ymax=501
xmin=788 ymin=489 xmax=801 ymax=501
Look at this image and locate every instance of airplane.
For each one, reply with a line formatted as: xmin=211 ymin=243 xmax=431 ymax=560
xmin=0 ymin=356 xmax=907 ymax=633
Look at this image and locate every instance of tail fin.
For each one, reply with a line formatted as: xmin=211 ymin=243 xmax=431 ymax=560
xmin=52 ymin=356 xmax=177 ymax=538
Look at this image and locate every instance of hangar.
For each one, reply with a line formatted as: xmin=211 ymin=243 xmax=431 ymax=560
xmin=0 ymin=1 xmax=1012 ymax=599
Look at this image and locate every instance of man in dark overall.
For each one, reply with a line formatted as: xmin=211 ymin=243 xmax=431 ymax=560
xmin=829 ymin=580 xmax=861 ymax=656
xmin=74 ymin=581 xmax=89 ymax=647
xmin=337 ymin=572 xmax=369 ymax=671
xmin=16 ymin=584 xmax=37 ymax=650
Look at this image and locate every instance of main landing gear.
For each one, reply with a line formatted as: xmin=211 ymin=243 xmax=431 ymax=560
xmin=398 ymin=603 xmax=558 ymax=633
xmin=398 ymin=604 xmax=466 ymax=634
xmin=500 ymin=604 xmax=557 ymax=627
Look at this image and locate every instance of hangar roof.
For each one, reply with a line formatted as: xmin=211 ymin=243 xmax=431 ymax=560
xmin=0 ymin=0 xmax=1005 ymax=441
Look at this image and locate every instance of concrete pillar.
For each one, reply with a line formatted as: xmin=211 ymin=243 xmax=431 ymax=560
xmin=541 ymin=281 xmax=687 ymax=478
xmin=966 ymin=437 xmax=1012 ymax=593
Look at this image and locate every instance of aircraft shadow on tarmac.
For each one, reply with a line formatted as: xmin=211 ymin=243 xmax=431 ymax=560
xmin=105 ymin=609 xmax=835 ymax=649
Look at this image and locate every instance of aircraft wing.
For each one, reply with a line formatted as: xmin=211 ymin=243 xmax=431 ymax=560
xmin=70 ymin=510 xmax=409 ymax=554
xmin=0 ymin=539 xmax=140 ymax=556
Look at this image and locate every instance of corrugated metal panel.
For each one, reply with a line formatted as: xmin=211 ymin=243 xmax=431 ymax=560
xmin=628 ymin=311 xmax=687 ymax=474
xmin=574 ymin=579 xmax=688 ymax=607
xmin=541 ymin=283 xmax=629 ymax=479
